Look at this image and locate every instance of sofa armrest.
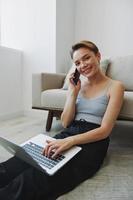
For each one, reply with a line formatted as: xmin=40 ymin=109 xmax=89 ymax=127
xmin=32 ymin=72 xmax=66 ymax=108
xmin=41 ymin=73 xmax=66 ymax=91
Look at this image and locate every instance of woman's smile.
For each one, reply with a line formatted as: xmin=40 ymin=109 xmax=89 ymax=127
xmin=81 ymin=65 xmax=94 ymax=75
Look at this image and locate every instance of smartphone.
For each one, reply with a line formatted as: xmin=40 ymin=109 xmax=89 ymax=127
xmin=73 ymin=68 xmax=80 ymax=85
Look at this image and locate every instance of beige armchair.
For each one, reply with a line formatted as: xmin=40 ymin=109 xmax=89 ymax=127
xmin=32 ymin=72 xmax=66 ymax=131
xmin=32 ymin=55 xmax=133 ymax=132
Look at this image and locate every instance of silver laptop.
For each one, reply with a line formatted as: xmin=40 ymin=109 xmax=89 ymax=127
xmin=0 ymin=134 xmax=82 ymax=175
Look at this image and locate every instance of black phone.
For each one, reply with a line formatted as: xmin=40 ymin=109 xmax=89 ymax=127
xmin=73 ymin=68 xmax=80 ymax=85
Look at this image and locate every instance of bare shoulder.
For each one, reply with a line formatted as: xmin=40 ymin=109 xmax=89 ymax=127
xmin=109 ymin=79 xmax=125 ymax=96
xmin=111 ymin=79 xmax=125 ymax=89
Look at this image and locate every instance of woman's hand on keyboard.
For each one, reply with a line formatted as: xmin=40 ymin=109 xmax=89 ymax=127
xmin=43 ymin=137 xmax=74 ymax=158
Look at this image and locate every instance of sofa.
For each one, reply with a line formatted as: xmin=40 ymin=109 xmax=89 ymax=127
xmin=32 ymin=55 xmax=133 ymax=131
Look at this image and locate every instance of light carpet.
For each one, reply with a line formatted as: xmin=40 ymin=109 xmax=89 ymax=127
xmin=0 ymin=116 xmax=133 ymax=200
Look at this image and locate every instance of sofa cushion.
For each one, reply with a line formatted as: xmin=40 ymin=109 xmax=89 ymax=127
xmin=62 ymin=59 xmax=110 ymax=90
xmin=41 ymin=89 xmax=67 ymax=109
xmin=107 ymin=55 xmax=133 ymax=91
xmin=118 ymin=91 xmax=133 ymax=120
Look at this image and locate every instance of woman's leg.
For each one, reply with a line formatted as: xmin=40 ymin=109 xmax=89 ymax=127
xmin=0 ymin=121 xmax=110 ymax=200
xmin=51 ymin=120 xmax=110 ymax=198
xmin=0 ymin=156 xmax=30 ymax=188
xmin=0 ymin=137 xmax=109 ymax=200
xmin=13 ymin=121 xmax=109 ymax=200
xmin=50 ymin=137 xmax=110 ymax=199
xmin=0 ymin=165 xmax=57 ymax=200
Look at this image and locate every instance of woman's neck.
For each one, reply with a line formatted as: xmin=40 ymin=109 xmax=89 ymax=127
xmin=87 ymin=71 xmax=108 ymax=86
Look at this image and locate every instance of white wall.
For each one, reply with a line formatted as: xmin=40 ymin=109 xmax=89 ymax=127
xmin=75 ymin=0 xmax=133 ymax=58
xmin=0 ymin=46 xmax=23 ymax=119
xmin=56 ymin=0 xmax=75 ymax=73
xmin=1 ymin=0 xmax=133 ymax=118
xmin=0 ymin=0 xmax=56 ymax=112
xmin=0 ymin=0 xmax=1 ymax=44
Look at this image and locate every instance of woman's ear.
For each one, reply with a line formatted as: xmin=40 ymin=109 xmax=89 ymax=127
xmin=96 ymin=52 xmax=101 ymax=63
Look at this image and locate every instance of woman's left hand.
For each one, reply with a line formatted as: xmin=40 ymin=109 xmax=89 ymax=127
xmin=43 ymin=137 xmax=74 ymax=158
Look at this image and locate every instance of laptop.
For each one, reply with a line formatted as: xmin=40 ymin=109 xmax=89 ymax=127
xmin=0 ymin=134 xmax=82 ymax=175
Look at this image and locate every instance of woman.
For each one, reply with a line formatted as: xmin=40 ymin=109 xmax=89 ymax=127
xmin=0 ymin=41 xmax=124 ymax=200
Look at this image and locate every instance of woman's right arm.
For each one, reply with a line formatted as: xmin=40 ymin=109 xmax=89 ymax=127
xmin=61 ymin=77 xmax=81 ymax=128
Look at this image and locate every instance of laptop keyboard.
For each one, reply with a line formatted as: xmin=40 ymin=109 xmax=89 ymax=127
xmin=22 ymin=142 xmax=65 ymax=169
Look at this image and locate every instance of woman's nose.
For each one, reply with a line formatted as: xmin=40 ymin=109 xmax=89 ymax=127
xmin=80 ymin=60 xmax=85 ymax=67
xmin=80 ymin=60 xmax=87 ymax=69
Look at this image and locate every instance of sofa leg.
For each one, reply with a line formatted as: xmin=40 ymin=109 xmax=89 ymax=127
xmin=46 ymin=110 xmax=53 ymax=131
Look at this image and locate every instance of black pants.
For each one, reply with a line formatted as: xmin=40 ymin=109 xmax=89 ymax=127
xmin=0 ymin=120 xmax=109 ymax=200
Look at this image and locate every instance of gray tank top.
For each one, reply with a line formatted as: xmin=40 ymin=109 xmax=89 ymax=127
xmin=75 ymin=81 xmax=112 ymax=125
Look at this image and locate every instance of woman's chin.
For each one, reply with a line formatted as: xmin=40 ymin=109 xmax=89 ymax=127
xmin=83 ymin=72 xmax=93 ymax=78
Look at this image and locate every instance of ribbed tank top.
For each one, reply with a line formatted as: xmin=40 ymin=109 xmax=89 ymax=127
xmin=75 ymin=80 xmax=112 ymax=125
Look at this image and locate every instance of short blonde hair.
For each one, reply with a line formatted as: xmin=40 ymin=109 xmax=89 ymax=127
xmin=70 ymin=40 xmax=99 ymax=59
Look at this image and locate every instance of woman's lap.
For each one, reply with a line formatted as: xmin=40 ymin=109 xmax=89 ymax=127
xmin=0 ymin=121 xmax=110 ymax=200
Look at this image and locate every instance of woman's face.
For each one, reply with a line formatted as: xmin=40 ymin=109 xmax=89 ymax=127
xmin=73 ymin=47 xmax=101 ymax=78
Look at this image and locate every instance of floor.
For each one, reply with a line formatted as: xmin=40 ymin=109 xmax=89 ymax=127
xmin=0 ymin=115 xmax=133 ymax=200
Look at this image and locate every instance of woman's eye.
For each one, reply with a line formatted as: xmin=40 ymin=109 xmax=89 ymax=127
xmin=84 ymin=56 xmax=90 ymax=60
xmin=75 ymin=62 xmax=80 ymax=66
